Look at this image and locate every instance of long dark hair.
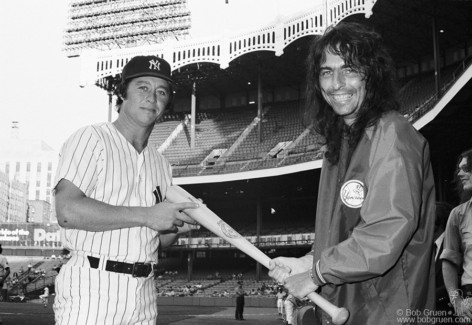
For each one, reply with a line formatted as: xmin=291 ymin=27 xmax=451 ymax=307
xmin=304 ymin=22 xmax=399 ymax=165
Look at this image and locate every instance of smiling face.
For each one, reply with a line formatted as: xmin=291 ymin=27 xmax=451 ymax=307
xmin=319 ymin=51 xmax=367 ymax=126
xmin=458 ymin=157 xmax=472 ymax=192
xmin=119 ymin=76 xmax=171 ymax=128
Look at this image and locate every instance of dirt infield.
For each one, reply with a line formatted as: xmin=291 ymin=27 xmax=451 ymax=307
xmin=0 ymin=302 xmax=285 ymax=325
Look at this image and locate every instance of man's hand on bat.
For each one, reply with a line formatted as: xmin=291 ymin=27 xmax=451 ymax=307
xmin=283 ymin=270 xmax=319 ymax=299
xmin=269 ymin=255 xmax=318 ymax=299
xmin=268 ymin=255 xmax=313 ymax=283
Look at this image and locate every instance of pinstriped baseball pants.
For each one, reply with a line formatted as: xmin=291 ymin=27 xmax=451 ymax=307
xmin=53 ymin=264 xmax=158 ymax=325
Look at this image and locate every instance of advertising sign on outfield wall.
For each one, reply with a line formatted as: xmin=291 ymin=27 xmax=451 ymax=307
xmin=0 ymin=223 xmax=61 ymax=247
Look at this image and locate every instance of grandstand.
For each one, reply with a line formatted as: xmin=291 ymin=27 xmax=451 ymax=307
xmin=3 ymin=1 xmax=472 ymax=315
xmin=151 ymin=101 xmax=323 ymax=177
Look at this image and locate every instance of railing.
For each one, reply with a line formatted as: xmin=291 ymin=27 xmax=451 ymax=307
xmin=8 ymin=274 xmax=55 ymax=297
xmin=171 ymin=237 xmax=313 ymax=250
xmin=408 ymin=54 xmax=472 ymax=124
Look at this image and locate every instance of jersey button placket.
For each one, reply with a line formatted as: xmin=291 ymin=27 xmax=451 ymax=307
xmin=137 ymin=153 xmax=145 ymax=206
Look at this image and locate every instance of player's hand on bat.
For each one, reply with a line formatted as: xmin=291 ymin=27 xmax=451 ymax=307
xmin=146 ymin=202 xmax=199 ymax=232
xmin=176 ymin=222 xmax=201 ymax=234
xmin=268 ymin=255 xmax=313 ymax=283
xmin=283 ymin=270 xmax=319 ymax=300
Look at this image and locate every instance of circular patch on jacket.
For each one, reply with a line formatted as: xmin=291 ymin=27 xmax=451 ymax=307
xmin=218 ymin=220 xmax=241 ymax=239
xmin=340 ymin=180 xmax=365 ymax=208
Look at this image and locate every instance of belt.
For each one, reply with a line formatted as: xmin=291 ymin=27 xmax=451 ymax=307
xmin=462 ymin=284 xmax=472 ymax=298
xmin=87 ymin=256 xmax=155 ymax=278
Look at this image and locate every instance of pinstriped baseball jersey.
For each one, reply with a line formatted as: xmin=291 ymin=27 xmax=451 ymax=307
xmin=53 ymin=122 xmax=172 ymax=324
xmin=54 ymin=122 xmax=171 ymax=261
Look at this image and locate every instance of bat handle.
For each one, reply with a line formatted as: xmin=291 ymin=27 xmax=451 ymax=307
xmin=276 ymin=264 xmax=349 ymax=325
xmin=307 ymin=292 xmax=349 ymax=325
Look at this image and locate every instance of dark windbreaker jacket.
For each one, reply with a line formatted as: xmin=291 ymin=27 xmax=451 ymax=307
xmin=311 ymin=111 xmax=436 ymax=325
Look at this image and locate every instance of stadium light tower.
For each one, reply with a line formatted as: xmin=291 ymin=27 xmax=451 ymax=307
xmin=63 ymin=0 xmax=192 ymax=58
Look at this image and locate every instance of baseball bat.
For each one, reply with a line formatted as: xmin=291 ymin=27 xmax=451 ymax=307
xmin=166 ymin=185 xmax=349 ymax=325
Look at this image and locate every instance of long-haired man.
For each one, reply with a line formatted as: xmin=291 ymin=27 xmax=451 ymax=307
xmin=269 ymin=22 xmax=436 ymax=324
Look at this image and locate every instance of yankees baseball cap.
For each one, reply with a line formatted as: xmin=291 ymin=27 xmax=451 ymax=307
xmin=121 ymin=55 xmax=174 ymax=84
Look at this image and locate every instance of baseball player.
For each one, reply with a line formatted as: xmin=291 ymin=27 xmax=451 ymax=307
xmin=39 ymin=286 xmax=49 ymax=307
xmin=283 ymin=294 xmax=296 ymax=325
xmin=276 ymin=286 xmax=287 ymax=318
xmin=0 ymin=244 xmax=10 ymax=323
xmin=53 ymin=55 xmax=199 ymax=325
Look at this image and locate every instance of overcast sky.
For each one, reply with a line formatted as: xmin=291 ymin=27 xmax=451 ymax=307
xmin=0 ymin=0 xmax=315 ymax=151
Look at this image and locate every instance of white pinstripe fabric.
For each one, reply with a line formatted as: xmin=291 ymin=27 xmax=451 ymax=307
xmin=54 ymin=257 xmax=157 ymax=325
xmin=53 ymin=123 xmax=172 ymax=324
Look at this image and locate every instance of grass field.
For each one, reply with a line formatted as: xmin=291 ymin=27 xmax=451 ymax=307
xmin=0 ymin=302 xmax=288 ymax=325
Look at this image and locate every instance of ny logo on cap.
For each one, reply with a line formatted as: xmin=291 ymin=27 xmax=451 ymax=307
xmin=149 ymin=59 xmax=161 ymax=71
